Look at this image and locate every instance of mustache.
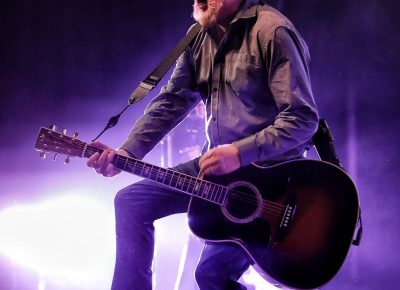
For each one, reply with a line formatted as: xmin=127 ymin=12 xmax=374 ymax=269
xmin=194 ymin=0 xmax=220 ymax=10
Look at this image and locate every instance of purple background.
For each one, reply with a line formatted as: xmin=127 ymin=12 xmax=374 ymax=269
xmin=1 ymin=0 xmax=400 ymax=289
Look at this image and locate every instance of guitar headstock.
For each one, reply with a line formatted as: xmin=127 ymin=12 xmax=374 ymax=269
xmin=35 ymin=126 xmax=86 ymax=162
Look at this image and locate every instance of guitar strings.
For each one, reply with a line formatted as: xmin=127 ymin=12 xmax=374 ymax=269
xmin=117 ymin=155 xmax=288 ymax=216
xmin=79 ymin=144 xmax=288 ymax=217
xmin=117 ymin=156 xmax=287 ymax=213
xmin=85 ymin=145 xmax=287 ymax=215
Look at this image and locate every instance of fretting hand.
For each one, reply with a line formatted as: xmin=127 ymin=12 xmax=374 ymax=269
xmin=86 ymin=141 xmax=129 ymax=177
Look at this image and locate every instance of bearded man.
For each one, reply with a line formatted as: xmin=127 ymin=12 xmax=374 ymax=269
xmin=87 ymin=0 xmax=319 ymax=289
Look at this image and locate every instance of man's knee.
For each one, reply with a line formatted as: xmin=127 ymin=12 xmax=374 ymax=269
xmin=114 ymin=181 xmax=148 ymax=208
xmin=114 ymin=182 xmax=151 ymax=222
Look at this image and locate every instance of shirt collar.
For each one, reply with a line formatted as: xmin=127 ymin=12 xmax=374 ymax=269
xmin=231 ymin=0 xmax=262 ymax=24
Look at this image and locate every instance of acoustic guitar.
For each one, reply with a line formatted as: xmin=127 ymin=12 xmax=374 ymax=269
xmin=35 ymin=126 xmax=359 ymax=289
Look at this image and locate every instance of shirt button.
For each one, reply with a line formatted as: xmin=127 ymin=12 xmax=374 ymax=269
xmin=213 ymin=88 xmax=218 ymax=92
xmin=212 ymin=117 xmax=216 ymax=121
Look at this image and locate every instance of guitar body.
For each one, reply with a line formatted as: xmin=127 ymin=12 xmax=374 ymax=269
xmin=187 ymin=159 xmax=359 ymax=289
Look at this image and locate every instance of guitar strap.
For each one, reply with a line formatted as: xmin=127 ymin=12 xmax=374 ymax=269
xmin=312 ymin=119 xmax=363 ymax=246
xmin=128 ymin=23 xmax=202 ymax=104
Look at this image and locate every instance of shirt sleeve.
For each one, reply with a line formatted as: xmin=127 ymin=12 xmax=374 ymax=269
xmin=119 ymin=48 xmax=202 ymax=160
xmin=233 ymin=26 xmax=319 ymax=166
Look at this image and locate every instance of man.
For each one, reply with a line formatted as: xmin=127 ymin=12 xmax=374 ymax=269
xmin=87 ymin=0 xmax=319 ymax=289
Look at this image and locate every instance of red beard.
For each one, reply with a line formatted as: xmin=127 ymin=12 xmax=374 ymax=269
xmin=193 ymin=0 xmax=223 ymax=28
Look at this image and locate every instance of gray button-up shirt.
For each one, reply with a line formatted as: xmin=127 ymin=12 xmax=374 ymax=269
xmin=121 ymin=0 xmax=319 ymax=166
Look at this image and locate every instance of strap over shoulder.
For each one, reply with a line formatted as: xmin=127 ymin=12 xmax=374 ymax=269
xmin=128 ymin=23 xmax=202 ymax=104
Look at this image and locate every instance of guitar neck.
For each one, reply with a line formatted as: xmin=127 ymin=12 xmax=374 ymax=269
xmin=82 ymin=145 xmax=227 ymax=205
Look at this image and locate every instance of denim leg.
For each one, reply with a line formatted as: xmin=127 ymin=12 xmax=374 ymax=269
xmin=195 ymin=243 xmax=251 ymax=290
xmin=111 ymin=159 xmax=199 ymax=290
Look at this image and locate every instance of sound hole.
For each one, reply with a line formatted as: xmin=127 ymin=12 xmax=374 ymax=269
xmin=222 ymin=181 xmax=262 ymax=224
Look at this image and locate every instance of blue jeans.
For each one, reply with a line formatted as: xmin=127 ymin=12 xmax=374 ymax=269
xmin=111 ymin=158 xmax=250 ymax=290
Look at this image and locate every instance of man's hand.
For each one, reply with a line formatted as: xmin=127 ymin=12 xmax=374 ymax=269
xmin=199 ymin=144 xmax=241 ymax=177
xmin=86 ymin=141 xmax=129 ymax=177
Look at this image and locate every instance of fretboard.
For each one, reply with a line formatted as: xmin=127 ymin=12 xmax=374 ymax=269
xmin=82 ymin=145 xmax=227 ymax=205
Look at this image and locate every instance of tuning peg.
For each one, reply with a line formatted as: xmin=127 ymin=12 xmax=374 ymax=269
xmin=64 ymin=156 xmax=70 ymax=164
xmin=49 ymin=124 xmax=57 ymax=131
xmin=61 ymin=129 xmax=67 ymax=135
xmin=40 ymin=151 xmax=46 ymax=159
xmin=72 ymin=132 xmax=79 ymax=139
xmin=53 ymin=153 xmax=58 ymax=161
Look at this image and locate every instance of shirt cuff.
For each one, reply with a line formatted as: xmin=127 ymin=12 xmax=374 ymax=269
xmin=233 ymin=135 xmax=259 ymax=167
xmin=117 ymin=147 xmax=137 ymax=159
xmin=118 ymin=140 xmax=144 ymax=159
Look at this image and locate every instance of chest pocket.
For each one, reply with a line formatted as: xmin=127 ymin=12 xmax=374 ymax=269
xmin=224 ymin=53 xmax=266 ymax=99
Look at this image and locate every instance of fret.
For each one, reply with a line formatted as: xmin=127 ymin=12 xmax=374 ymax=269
xmin=151 ymin=166 xmax=157 ymax=179
xmin=155 ymin=167 xmax=161 ymax=181
xmin=157 ymin=169 xmax=166 ymax=183
xmin=143 ymin=164 xmax=151 ymax=178
xmin=198 ymin=182 xmax=205 ymax=198
xmin=185 ymin=176 xmax=193 ymax=192
xmin=81 ymin=144 xmax=88 ymax=158
xmin=156 ymin=168 xmax=164 ymax=182
xmin=183 ymin=176 xmax=191 ymax=192
xmin=189 ymin=178 xmax=196 ymax=195
xmin=175 ymin=175 xmax=180 ymax=189
xmin=215 ymin=185 xmax=222 ymax=204
xmin=187 ymin=177 xmax=196 ymax=193
xmin=195 ymin=180 xmax=201 ymax=198
xmin=146 ymin=165 xmax=151 ymax=177
xmin=216 ymin=185 xmax=224 ymax=204
xmin=209 ymin=183 xmax=217 ymax=202
xmin=211 ymin=185 xmax=218 ymax=202
xmin=124 ymin=158 xmax=134 ymax=173
xmin=148 ymin=165 xmax=157 ymax=181
xmin=123 ymin=157 xmax=129 ymax=171
xmin=200 ymin=181 xmax=207 ymax=199
xmin=214 ymin=184 xmax=221 ymax=203
xmin=118 ymin=155 xmax=127 ymax=170
xmin=177 ymin=175 xmax=185 ymax=189
xmin=172 ymin=173 xmax=182 ymax=189
xmin=163 ymin=169 xmax=168 ymax=184
xmin=217 ymin=186 xmax=226 ymax=205
xmin=193 ymin=180 xmax=202 ymax=197
xmin=131 ymin=159 xmax=139 ymax=174
xmin=139 ymin=162 xmax=145 ymax=177
xmin=167 ymin=170 xmax=175 ymax=186
xmin=173 ymin=172 xmax=181 ymax=189
xmin=185 ymin=176 xmax=191 ymax=191
xmin=203 ymin=182 xmax=210 ymax=199
xmin=168 ymin=171 xmax=175 ymax=186
xmin=184 ymin=175 xmax=192 ymax=191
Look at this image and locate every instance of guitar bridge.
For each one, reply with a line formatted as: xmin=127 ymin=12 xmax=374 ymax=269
xmin=280 ymin=203 xmax=296 ymax=229
xmin=272 ymin=201 xmax=297 ymax=244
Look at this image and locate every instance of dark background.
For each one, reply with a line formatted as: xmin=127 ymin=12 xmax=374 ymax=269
xmin=1 ymin=0 xmax=400 ymax=289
